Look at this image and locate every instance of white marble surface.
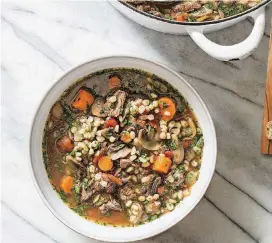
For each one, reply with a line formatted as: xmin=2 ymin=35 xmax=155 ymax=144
xmin=1 ymin=1 xmax=272 ymax=243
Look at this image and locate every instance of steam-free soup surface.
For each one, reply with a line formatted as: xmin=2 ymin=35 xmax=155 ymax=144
xmin=124 ymin=0 xmax=262 ymax=22
xmin=43 ymin=68 xmax=204 ymax=226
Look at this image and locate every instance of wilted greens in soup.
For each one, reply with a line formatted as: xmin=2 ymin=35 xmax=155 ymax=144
xmin=43 ymin=68 xmax=204 ymax=226
xmin=124 ymin=0 xmax=262 ymax=22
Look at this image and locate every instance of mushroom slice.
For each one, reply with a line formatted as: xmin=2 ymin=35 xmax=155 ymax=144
xmin=185 ymin=171 xmax=199 ymax=187
xmin=91 ymin=97 xmax=107 ymax=117
xmin=109 ymin=147 xmax=131 ymax=160
xmin=190 ymin=6 xmax=213 ymax=18
xmin=188 ymin=118 xmax=197 ymax=138
xmin=171 ymin=137 xmax=184 ymax=164
xmin=185 ymin=149 xmax=196 ymax=162
xmin=138 ymin=129 xmax=161 ymax=151
xmin=172 ymin=146 xmax=185 ymax=165
xmin=52 ymin=103 xmax=63 ymax=119
xmin=107 ymin=143 xmax=126 ymax=153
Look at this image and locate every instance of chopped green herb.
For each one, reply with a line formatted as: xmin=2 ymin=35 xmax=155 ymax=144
xmin=165 ymin=139 xmax=177 ymax=150
xmin=196 ymin=136 xmax=204 ymax=148
xmin=74 ymin=184 xmax=81 ymax=194
xmin=219 ymin=2 xmax=247 ymax=18
xmin=178 ymin=164 xmax=185 ymax=173
xmin=72 ymin=205 xmax=89 ymax=216
xmin=62 ymin=106 xmax=74 ymax=126
xmin=159 ymin=101 xmax=168 ymax=109
xmin=58 ymin=190 xmax=68 ymax=203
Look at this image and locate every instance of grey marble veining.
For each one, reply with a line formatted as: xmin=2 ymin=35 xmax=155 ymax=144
xmin=1 ymin=1 xmax=272 ymax=243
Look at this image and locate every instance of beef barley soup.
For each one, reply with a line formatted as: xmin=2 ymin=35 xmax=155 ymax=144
xmin=43 ymin=68 xmax=204 ymax=226
xmin=124 ymin=0 xmax=262 ymax=22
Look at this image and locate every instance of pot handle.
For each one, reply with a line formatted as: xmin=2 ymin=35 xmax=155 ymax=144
xmin=186 ymin=9 xmax=265 ymax=61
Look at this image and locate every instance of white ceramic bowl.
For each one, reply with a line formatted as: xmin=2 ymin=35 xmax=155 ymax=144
xmin=29 ymin=56 xmax=217 ymax=242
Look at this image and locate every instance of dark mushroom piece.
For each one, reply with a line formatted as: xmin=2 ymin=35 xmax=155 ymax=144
xmin=91 ymin=97 xmax=107 ymax=117
xmin=149 ymin=176 xmax=162 ymax=195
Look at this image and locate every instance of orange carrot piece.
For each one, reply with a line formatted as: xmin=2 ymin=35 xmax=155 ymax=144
xmin=61 ymin=175 xmax=73 ymax=194
xmin=72 ymin=89 xmax=94 ymax=112
xmin=57 ymin=136 xmax=74 ymax=152
xmin=159 ymin=97 xmax=176 ymax=121
xmin=98 ymin=156 xmax=113 ymax=172
xmin=104 ymin=174 xmax=123 ymax=185
xmin=176 ymin=15 xmax=185 ymax=22
xmin=104 ymin=117 xmax=118 ymax=128
xmin=120 ymin=131 xmax=132 ymax=143
xmin=153 ymin=155 xmax=172 ymax=174
xmin=108 ymin=76 xmax=121 ymax=89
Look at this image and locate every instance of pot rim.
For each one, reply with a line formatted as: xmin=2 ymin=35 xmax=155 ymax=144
xmin=119 ymin=0 xmax=271 ymax=26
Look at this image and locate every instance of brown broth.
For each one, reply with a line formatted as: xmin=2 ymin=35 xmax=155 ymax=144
xmin=43 ymin=68 xmax=202 ymax=226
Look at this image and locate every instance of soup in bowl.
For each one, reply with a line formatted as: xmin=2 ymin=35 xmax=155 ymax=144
xmin=30 ymin=56 xmax=217 ymax=241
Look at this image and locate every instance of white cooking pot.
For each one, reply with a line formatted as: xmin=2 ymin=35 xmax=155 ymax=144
xmin=110 ymin=0 xmax=271 ymax=61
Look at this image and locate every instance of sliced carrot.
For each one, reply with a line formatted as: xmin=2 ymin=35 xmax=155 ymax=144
xmin=120 ymin=131 xmax=132 ymax=143
xmin=61 ymin=175 xmax=73 ymax=194
xmin=104 ymin=117 xmax=118 ymax=128
xmin=157 ymin=186 xmax=165 ymax=195
xmin=104 ymin=174 xmax=123 ymax=185
xmin=176 ymin=15 xmax=185 ymax=22
xmin=72 ymin=89 xmax=94 ymax=112
xmin=98 ymin=156 xmax=113 ymax=172
xmin=108 ymin=76 xmax=121 ymax=89
xmin=159 ymin=97 xmax=176 ymax=121
xmin=57 ymin=136 xmax=74 ymax=153
xmin=153 ymin=155 xmax=172 ymax=174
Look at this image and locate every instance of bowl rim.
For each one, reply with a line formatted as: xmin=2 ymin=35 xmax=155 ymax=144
xmin=117 ymin=0 xmax=271 ymax=26
xmin=29 ymin=55 xmax=217 ymax=242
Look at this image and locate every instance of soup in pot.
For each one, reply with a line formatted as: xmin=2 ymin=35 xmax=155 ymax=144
xmin=123 ymin=0 xmax=262 ymax=22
